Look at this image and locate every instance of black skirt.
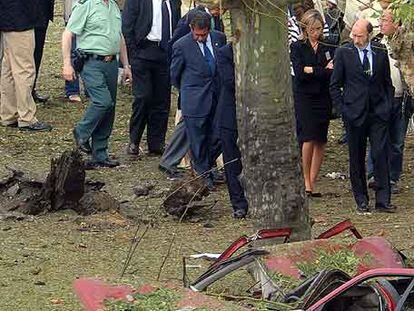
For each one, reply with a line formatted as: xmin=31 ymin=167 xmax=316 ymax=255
xmin=295 ymin=92 xmax=331 ymax=143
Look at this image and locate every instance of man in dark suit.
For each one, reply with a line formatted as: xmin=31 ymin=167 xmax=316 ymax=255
xmin=215 ymin=43 xmax=248 ymax=218
xmin=160 ymin=4 xmax=225 ymax=179
xmin=33 ymin=0 xmax=55 ymax=103
xmin=170 ymin=11 xmax=226 ymax=189
xmin=122 ymin=0 xmax=181 ymax=156
xmin=330 ymin=19 xmax=395 ymax=214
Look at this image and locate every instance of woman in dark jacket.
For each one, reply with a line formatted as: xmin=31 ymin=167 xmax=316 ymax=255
xmin=290 ymin=9 xmax=335 ymax=196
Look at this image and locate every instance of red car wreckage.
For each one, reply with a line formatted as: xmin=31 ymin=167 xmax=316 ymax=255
xmin=75 ymin=220 xmax=414 ymax=310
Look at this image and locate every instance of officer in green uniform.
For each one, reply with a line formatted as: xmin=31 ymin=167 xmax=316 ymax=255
xmin=62 ymin=0 xmax=132 ymax=169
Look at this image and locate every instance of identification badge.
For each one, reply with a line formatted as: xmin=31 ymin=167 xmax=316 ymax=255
xmin=325 ymin=51 xmax=331 ymax=61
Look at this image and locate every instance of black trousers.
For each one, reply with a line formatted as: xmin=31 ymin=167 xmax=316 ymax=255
xmin=221 ymin=128 xmax=248 ymax=212
xmin=34 ymin=23 xmax=49 ymax=89
xmin=347 ymin=114 xmax=390 ymax=208
xmin=130 ymin=57 xmax=170 ymax=152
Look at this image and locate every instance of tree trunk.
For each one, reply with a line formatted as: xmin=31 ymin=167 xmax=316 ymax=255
xmin=230 ymin=1 xmax=311 ymax=241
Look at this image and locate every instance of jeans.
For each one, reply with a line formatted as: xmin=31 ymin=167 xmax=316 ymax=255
xmin=367 ymin=96 xmax=413 ymax=182
xmin=65 ymin=32 xmax=80 ymax=97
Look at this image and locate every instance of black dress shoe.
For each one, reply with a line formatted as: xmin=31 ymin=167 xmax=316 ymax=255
xmin=233 ymin=209 xmax=247 ymax=219
xmin=84 ymin=159 xmax=120 ymax=170
xmin=356 ymin=203 xmax=371 ymax=215
xmin=32 ymin=90 xmax=50 ymax=103
xmin=375 ymin=204 xmax=397 ymax=213
xmin=158 ymin=165 xmax=183 ymax=181
xmin=5 ymin=122 xmax=18 ymax=128
xmin=147 ymin=148 xmax=164 ymax=157
xmin=126 ymin=143 xmax=140 ymax=155
xmin=19 ymin=121 xmax=52 ymax=132
xmin=73 ymin=128 xmax=92 ymax=154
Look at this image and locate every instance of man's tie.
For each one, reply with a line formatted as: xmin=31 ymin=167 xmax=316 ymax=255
xmin=160 ymin=0 xmax=171 ymax=50
xmin=362 ymin=49 xmax=371 ymax=77
xmin=202 ymin=41 xmax=215 ymax=75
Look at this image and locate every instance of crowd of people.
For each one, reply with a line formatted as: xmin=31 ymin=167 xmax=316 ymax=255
xmin=0 ymin=0 xmax=248 ymax=219
xmin=289 ymin=0 xmax=413 ymax=213
xmin=0 ymin=0 xmax=412 ymax=217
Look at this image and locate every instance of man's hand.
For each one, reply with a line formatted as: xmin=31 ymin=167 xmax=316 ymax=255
xmin=63 ymin=64 xmax=76 ymax=81
xmin=123 ymin=65 xmax=133 ymax=85
xmin=304 ymin=66 xmax=313 ymax=74
xmin=325 ymin=60 xmax=334 ymax=70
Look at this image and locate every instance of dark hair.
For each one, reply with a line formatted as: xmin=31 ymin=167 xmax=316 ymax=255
xmin=367 ymin=22 xmax=373 ymax=34
xmin=186 ymin=5 xmax=207 ymax=24
xmin=190 ymin=11 xmax=211 ymax=30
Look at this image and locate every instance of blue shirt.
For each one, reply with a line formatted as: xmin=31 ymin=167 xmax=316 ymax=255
xmin=356 ymin=42 xmax=373 ymax=74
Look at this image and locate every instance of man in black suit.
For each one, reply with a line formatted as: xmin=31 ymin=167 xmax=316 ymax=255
xmin=170 ymin=11 xmax=226 ymax=189
xmin=33 ymin=0 xmax=55 ymax=103
xmin=330 ymin=19 xmax=395 ymax=214
xmin=122 ymin=0 xmax=181 ymax=156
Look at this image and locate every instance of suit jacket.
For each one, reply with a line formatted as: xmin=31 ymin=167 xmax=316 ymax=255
xmin=290 ymin=40 xmax=335 ymax=97
xmin=330 ymin=42 xmax=394 ymax=127
xmin=36 ymin=0 xmax=55 ymax=27
xmin=122 ymin=0 xmax=181 ymax=57
xmin=216 ymin=43 xmax=237 ymax=130
xmin=170 ymin=31 xmax=227 ymax=117
xmin=0 ymin=0 xmax=37 ymax=31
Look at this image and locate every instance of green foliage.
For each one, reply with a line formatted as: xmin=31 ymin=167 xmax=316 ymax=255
xmin=296 ymin=248 xmax=362 ymax=277
xmin=104 ymin=288 xmax=180 ymax=311
xmin=391 ymin=0 xmax=414 ymax=27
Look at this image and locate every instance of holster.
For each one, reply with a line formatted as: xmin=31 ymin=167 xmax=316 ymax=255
xmin=71 ymin=49 xmax=88 ymax=73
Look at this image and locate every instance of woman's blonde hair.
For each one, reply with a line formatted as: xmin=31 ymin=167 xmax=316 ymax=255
xmin=299 ymin=9 xmax=324 ymax=41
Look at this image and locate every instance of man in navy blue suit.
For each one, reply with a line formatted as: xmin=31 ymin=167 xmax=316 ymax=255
xmin=160 ymin=4 xmax=225 ymax=179
xmin=330 ymin=19 xmax=395 ymax=214
xmin=170 ymin=11 xmax=226 ymax=189
xmin=215 ymin=43 xmax=249 ymax=218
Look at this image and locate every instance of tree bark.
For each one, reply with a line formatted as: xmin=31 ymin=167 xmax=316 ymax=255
xmin=231 ymin=1 xmax=311 ymax=241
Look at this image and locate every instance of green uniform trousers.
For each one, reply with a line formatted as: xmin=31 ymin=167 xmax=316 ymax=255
xmin=77 ymin=58 xmax=118 ymax=162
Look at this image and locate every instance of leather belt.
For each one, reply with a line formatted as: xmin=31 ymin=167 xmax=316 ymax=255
xmin=140 ymin=39 xmax=161 ymax=48
xmin=87 ymin=54 xmax=116 ymax=62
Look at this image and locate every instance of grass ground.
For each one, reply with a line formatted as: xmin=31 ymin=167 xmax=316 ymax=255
xmin=1 ymin=3 xmax=414 ymax=310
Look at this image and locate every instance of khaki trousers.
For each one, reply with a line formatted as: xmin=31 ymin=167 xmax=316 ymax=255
xmin=0 ymin=30 xmax=37 ymax=127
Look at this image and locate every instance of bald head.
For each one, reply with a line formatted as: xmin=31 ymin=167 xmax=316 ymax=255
xmin=351 ymin=19 xmax=372 ymax=48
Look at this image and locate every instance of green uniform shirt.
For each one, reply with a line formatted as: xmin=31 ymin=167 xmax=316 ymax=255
xmin=67 ymin=0 xmax=121 ymax=56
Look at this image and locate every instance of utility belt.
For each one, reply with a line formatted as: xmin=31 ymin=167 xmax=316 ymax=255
xmin=72 ymin=49 xmax=116 ymax=73
xmin=87 ymin=54 xmax=117 ymax=62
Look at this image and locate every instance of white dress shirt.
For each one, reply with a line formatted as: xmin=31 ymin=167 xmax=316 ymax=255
xmin=196 ymin=34 xmax=214 ymax=58
xmin=356 ymin=42 xmax=373 ymax=74
xmin=147 ymin=0 xmax=172 ymax=42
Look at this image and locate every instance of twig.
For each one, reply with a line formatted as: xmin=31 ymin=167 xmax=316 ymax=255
xmin=120 ymin=158 xmax=239 ymax=279
xmin=120 ymin=224 xmax=141 ymax=278
xmin=156 ymin=186 xmax=204 ymax=281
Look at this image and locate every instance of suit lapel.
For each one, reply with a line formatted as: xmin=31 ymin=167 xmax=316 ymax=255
xmin=371 ymin=46 xmax=379 ymax=78
xmin=210 ymin=32 xmax=219 ymax=58
xmin=352 ymin=46 xmax=364 ymax=72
